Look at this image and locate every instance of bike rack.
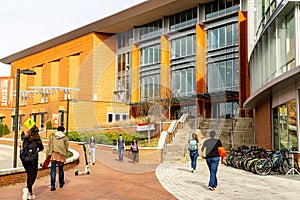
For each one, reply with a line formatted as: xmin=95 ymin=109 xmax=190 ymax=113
xmin=286 ymin=151 xmax=299 ymax=175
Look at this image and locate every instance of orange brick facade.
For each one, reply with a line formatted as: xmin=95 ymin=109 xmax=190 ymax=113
xmin=254 ymin=99 xmax=272 ymax=149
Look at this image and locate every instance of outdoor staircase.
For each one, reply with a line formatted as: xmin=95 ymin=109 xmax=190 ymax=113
xmin=162 ymin=117 xmax=255 ymax=163
xmin=199 ymin=117 xmax=255 ymax=150
xmin=162 ymin=128 xmax=191 ymax=163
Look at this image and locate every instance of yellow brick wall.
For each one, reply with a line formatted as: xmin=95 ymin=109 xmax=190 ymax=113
xmin=5 ymin=32 xmax=123 ymax=131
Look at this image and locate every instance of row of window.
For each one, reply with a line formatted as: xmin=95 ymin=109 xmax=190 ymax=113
xmin=207 ymin=23 xmax=238 ymax=51
xmin=207 ymin=59 xmax=239 ymax=92
xmin=249 ymin=11 xmax=295 ymax=93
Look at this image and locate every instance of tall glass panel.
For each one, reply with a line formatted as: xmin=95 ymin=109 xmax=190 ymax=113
xmin=278 ymin=16 xmax=286 ymax=72
xmin=220 ymin=26 xmax=226 ymax=48
xmin=219 ymin=62 xmax=226 ymax=89
xmin=226 ymin=24 xmax=233 ymax=46
xmin=273 ymin=105 xmax=279 ymax=150
xmin=287 ymin=100 xmax=297 ymax=151
xmin=286 ymin=12 xmax=295 ymax=66
xmin=279 ymin=104 xmax=288 ymax=150
xmin=226 ymin=60 xmax=233 ymax=89
xmin=212 ymin=29 xmax=219 ymax=49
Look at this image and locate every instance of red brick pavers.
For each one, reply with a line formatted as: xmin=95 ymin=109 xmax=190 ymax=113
xmin=0 ymin=145 xmax=176 ymax=200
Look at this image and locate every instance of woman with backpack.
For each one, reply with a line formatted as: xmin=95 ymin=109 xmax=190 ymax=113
xmin=188 ymin=132 xmax=199 ymax=173
xmin=21 ymin=126 xmax=44 ymax=200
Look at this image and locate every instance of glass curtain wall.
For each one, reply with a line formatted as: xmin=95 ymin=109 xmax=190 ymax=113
xmin=170 ymin=34 xmax=196 ymax=97
xmin=116 ymin=30 xmax=133 ymax=103
xmin=116 ymin=52 xmax=130 ymax=102
xmin=140 ymin=44 xmax=161 ymax=101
xmin=273 ymin=99 xmax=298 ymax=151
xmin=206 ymin=22 xmax=239 ymax=92
xmin=249 ymin=7 xmax=295 ymax=93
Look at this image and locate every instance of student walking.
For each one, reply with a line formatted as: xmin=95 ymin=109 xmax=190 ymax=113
xmin=188 ymin=132 xmax=199 ymax=173
xmin=117 ymin=134 xmax=125 ymax=162
xmin=201 ymin=130 xmax=223 ymax=191
xmin=21 ymin=126 xmax=44 ymax=200
xmin=130 ymin=138 xmax=139 ymax=163
xmin=46 ymin=126 xmax=69 ymax=191
xmin=89 ymin=135 xmax=96 ymax=165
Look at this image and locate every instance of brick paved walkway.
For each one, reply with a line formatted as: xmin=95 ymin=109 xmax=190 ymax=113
xmin=0 ymin=145 xmax=176 ymax=200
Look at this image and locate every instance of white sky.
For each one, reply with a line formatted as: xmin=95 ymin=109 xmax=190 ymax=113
xmin=0 ymin=0 xmax=146 ymax=76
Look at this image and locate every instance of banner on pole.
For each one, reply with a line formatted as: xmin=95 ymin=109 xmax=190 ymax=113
xmin=0 ymin=77 xmax=13 ymax=108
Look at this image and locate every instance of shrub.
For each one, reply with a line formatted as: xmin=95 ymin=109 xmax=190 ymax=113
xmin=46 ymin=121 xmax=53 ymax=129
xmin=68 ymin=131 xmax=80 ymax=142
xmin=0 ymin=123 xmax=10 ymax=137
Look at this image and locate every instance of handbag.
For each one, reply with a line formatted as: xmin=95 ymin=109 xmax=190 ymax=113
xmin=218 ymin=146 xmax=227 ymax=157
xmin=42 ymin=155 xmax=51 ymax=169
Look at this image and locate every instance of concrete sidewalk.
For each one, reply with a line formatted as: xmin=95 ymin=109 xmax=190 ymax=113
xmin=156 ymin=162 xmax=300 ymax=200
xmin=1 ymin=144 xmax=300 ymax=199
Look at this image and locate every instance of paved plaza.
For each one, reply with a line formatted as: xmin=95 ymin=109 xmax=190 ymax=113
xmin=0 ymin=144 xmax=300 ymax=199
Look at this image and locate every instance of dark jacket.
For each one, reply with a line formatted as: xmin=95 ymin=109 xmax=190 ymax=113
xmin=201 ymin=138 xmax=222 ymax=159
xmin=22 ymin=137 xmax=44 ymax=154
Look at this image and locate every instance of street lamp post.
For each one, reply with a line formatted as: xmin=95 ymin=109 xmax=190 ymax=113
xmin=66 ymin=97 xmax=69 ymax=136
xmin=13 ymin=69 xmax=36 ymax=168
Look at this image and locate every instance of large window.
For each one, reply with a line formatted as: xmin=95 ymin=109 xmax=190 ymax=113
xmin=117 ymin=29 xmax=133 ymax=49
xmin=171 ymin=68 xmax=196 ymax=97
xmin=169 ymin=7 xmax=197 ymax=31
xmin=171 ymin=35 xmax=196 ymax=59
xmin=207 ymin=23 xmax=238 ymax=51
xmin=141 ymin=75 xmax=160 ymax=101
xmin=140 ymin=20 xmax=162 ymax=40
xmin=249 ymin=11 xmax=295 ymax=93
xmin=115 ymin=52 xmax=130 ymax=102
xmin=205 ymin=0 xmax=240 ymax=20
xmin=207 ymin=59 xmax=238 ymax=92
xmin=140 ymin=44 xmax=161 ymax=101
xmin=141 ymin=45 xmax=160 ymax=65
xmin=273 ymin=99 xmax=298 ymax=151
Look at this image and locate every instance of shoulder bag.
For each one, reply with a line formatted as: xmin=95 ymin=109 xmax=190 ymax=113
xmin=218 ymin=146 xmax=227 ymax=157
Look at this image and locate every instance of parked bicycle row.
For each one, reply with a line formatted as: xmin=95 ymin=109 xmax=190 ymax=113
xmin=224 ymin=145 xmax=299 ymax=175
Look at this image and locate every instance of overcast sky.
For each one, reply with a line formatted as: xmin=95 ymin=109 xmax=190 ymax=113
xmin=0 ymin=0 xmax=146 ymax=76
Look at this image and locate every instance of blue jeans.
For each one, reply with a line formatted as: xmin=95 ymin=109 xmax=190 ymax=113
xmin=118 ymin=147 xmax=124 ymax=161
xmin=206 ymin=157 xmax=220 ymax=188
xmin=89 ymin=147 xmax=95 ymax=164
xmin=189 ymin=150 xmax=199 ymax=170
xmin=50 ymin=163 xmax=64 ymax=187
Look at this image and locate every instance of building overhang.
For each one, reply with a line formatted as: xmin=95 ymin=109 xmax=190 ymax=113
xmin=244 ymin=65 xmax=300 ymax=109
xmin=0 ymin=0 xmax=213 ymax=64
xmin=197 ymin=91 xmax=239 ymax=101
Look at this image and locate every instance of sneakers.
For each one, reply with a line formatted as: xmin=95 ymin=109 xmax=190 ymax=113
xmin=50 ymin=186 xmax=56 ymax=191
xmin=208 ymin=187 xmax=216 ymax=191
xmin=22 ymin=188 xmax=28 ymax=200
xmin=27 ymin=193 xmax=36 ymax=199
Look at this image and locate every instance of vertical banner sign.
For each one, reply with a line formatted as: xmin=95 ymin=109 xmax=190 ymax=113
xmin=52 ymin=114 xmax=60 ymax=127
xmin=0 ymin=77 xmax=13 ymax=108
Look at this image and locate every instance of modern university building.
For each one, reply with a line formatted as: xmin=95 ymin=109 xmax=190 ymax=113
xmin=246 ymin=0 xmax=300 ymax=153
xmin=0 ymin=1 xmax=264 ymax=149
